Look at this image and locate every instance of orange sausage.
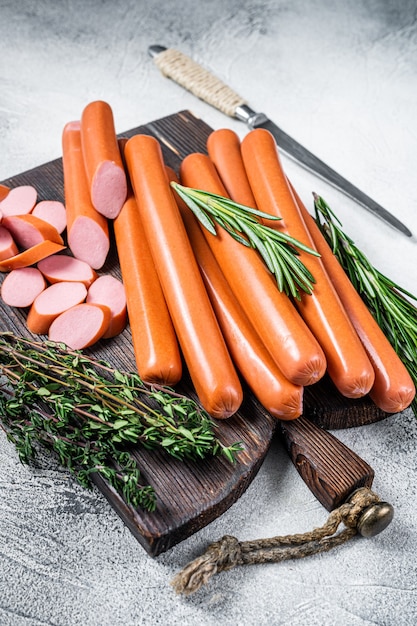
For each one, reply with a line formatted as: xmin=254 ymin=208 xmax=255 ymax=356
xmin=178 ymin=152 xmax=326 ymax=387
xmin=48 ymin=303 xmax=111 ymax=350
xmin=32 ymin=200 xmax=67 ymax=235
xmin=0 ymin=240 xmax=65 ymax=272
xmin=167 ymin=167 xmax=303 ymax=419
xmin=0 ymin=225 xmax=18 ymax=261
xmin=207 ymin=128 xmax=258 ymax=208
xmin=37 ymin=254 xmax=97 ymax=288
xmin=2 ymin=214 xmax=64 ymax=248
xmin=62 ymin=121 xmax=110 ymax=270
xmin=1 ymin=267 xmax=46 ymax=308
xmin=0 ymin=185 xmax=37 ymax=217
xmin=241 ymin=128 xmax=375 ymax=398
xmin=27 ymin=281 xmax=88 ymax=335
xmin=113 ymin=189 xmax=183 ymax=385
xmin=80 ymin=100 xmax=127 ymax=219
xmin=293 ymin=187 xmax=415 ymax=413
xmin=86 ymin=275 xmax=127 ymax=339
xmin=124 ymin=134 xmax=243 ymax=418
xmin=0 ymin=184 xmax=9 ymax=202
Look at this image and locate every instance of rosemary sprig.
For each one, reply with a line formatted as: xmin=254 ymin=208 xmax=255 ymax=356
xmin=313 ymin=193 xmax=417 ymax=416
xmin=171 ymin=182 xmax=320 ymax=300
xmin=0 ymin=332 xmax=243 ymax=510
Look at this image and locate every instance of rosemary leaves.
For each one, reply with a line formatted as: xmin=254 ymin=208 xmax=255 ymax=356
xmin=313 ymin=193 xmax=417 ymax=417
xmin=171 ymin=183 xmax=319 ymax=299
xmin=0 ymin=332 xmax=243 ymax=511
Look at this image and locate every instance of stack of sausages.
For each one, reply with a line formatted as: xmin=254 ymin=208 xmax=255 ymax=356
xmin=0 ymin=100 xmax=414 ymax=421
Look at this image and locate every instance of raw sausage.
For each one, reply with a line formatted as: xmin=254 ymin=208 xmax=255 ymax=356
xmin=0 ymin=184 xmax=9 ymax=202
xmin=2 ymin=214 xmax=64 ymax=248
xmin=241 ymin=129 xmax=375 ymax=398
xmin=0 ymin=185 xmax=37 ymax=217
xmin=86 ymin=274 xmax=127 ymax=339
xmin=178 ymin=152 xmax=326 ymax=387
xmin=48 ymin=302 xmax=111 ymax=350
xmin=1 ymin=267 xmax=46 ymax=308
xmin=27 ymin=281 xmax=88 ymax=334
xmin=207 ymin=128 xmax=257 ymax=208
xmin=0 ymin=240 xmax=65 ymax=272
xmin=294 ymin=187 xmax=416 ymax=413
xmin=0 ymin=225 xmax=18 ymax=261
xmin=32 ymin=200 xmax=67 ymax=234
xmin=80 ymin=100 xmax=127 ymax=219
xmin=62 ymin=121 xmax=110 ymax=269
xmin=124 ymin=134 xmax=243 ymax=418
xmin=37 ymin=254 xmax=97 ymax=288
xmin=167 ymin=167 xmax=303 ymax=419
xmin=113 ymin=188 xmax=183 ymax=385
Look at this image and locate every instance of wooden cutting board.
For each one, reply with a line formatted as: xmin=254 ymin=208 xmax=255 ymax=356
xmin=0 ymin=110 xmax=390 ymax=556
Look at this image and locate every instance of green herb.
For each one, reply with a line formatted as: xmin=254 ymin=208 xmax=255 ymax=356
xmin=313 ymin=193 xmax=417 ymax=416
xmin=171 ymin=182 xmax=320 ymax=300
xmin=0 ymin=333 xmax=243 ymax=510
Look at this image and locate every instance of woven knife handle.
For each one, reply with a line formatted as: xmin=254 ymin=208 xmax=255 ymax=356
xmin=279 ymin=417 xmax=375 ymax=511
xmin=149 ymin=46 xmax=247 ymax=116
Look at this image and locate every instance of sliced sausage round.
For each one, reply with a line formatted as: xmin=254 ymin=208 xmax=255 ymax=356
xmin=0 ymin=185 xmax=37 ymax=217
xmin=27 ymin=281 xmax=88 ymax=334
xmin=86 ymin=274 xmax=127 ymax=338
xmin=48 ymin=302 xmax=111 ymax=349
xmin=1 ymin=267 xmax=46 ymax=308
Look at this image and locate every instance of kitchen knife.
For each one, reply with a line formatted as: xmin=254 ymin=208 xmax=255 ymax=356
xmin=148 ymin=45 xmax=412 ymax=238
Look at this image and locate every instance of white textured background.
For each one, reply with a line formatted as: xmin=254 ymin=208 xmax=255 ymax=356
xmin=1 ymin=1 xmax=417 ymax=624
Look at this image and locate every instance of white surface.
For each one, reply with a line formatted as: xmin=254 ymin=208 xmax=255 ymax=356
xmin=1 ymin=1 xmax=417 ymax=624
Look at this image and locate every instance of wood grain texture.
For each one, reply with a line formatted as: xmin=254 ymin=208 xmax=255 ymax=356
xmin=0 ymin=110 xmax=390 ymax=555
xmin=280 ymin=417 xmax=374 ymax=511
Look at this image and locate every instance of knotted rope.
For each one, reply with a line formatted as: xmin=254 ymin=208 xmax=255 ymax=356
xmin=171 ymin=487 xmax=382 ymax=595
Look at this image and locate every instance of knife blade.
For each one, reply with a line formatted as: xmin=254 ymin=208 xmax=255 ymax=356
xmin=148 ymin=45 xmax=412 ymax=237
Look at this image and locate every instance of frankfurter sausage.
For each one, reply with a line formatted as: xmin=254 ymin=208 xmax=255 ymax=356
xmin=48 ymin=302 xmax=111 ymax=350
xmin=0 ymin=240 xmax=65 ymax=272
xmin=37 ymin=254 xmax=97 ymax=288
xmin=32 ymin=200 xmax=67 ymax=235
xmin=167 ymin=167 xmax=303 ymax=419
xmin=124 ymin=134 xmax=243 ymax=418
xmin=241 ymin=129 xmax=375 ymax=398
xmin=178 ymin=153 xmax=326 ymax=387
xmin=113 ymin=188 xmax=182 ymax=385
xmin=294 ymin=188 xmax=415 ymax=413
xmin=0 ymin=184 xmax=9 ymax=202
xmin=207 ymin=128 xmax=257 ymax=208
xmin=2 ymin=214 xmax=64 ymax=248
xmin=86 ymin=274 xmax=127 ymax=339
xmin=0 ymin=225 xmax=18 ymax=261
xmin=0 ymin=185 xmax=37 ymax=217
xmin=27 ymin=281 xmax=88 ymax=335
xmin=1 ymin=267 xmax=46 ymax=308
xmin=62 ymin=121 xmax=110 ymax=270
xmin=80 ymin=101 xmax=127 ymax=219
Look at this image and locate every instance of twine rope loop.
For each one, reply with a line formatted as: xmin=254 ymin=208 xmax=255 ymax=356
xmin=171 ymin=487 xmax=381 ymax=595
xmin=154 ymin=48 xmax=247 ymax=117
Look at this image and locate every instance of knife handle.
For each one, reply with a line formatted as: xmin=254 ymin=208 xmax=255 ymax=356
xmin=148 ymin=45 xmax=247 ymax=117
xmin=279 ymin=417 xmax=375 ymax=511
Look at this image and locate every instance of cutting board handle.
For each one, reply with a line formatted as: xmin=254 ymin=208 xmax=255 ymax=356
xmin=279 ymin=417 xmax=374 ymax=511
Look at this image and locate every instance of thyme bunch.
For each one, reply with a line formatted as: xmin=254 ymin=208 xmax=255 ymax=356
xmin=171 ymin=182 xmax=319 ymax=300
xmin=313 ymin=193 xmax=417 ymax=416
xmin=0 ymin=333 xmax=243 ymax=510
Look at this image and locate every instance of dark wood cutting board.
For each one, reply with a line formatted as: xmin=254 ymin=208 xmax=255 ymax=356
xmin=0 ymin=110 xmax=390 ymax=556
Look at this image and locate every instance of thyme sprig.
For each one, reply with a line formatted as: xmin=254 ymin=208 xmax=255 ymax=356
xmin=313 ymin=193 xmax=417 ymax=416
xmin=0 ymin=333 xmax=243 ymax=510
xmin=171 ymin=182 xmax=319 ymax=300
